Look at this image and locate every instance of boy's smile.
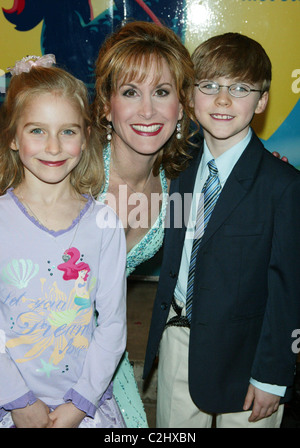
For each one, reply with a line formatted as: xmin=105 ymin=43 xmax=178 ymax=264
xmin=210 ymin=114 xmax=234 ymax=121
xmin=193 ymin=77 xmax=268 ymax=157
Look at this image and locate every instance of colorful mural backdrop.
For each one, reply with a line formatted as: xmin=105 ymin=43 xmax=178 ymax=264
xmin=0 ymin=0 xmax=299 ymax=275
xmin=1 ymin=0 xmax=299 ymax=164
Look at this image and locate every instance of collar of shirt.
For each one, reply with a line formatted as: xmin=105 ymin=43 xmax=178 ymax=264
xmin=199 ymin=128 xmax=252 ymax=189
xmin=189 ymin=128 xmax=252 ymax=227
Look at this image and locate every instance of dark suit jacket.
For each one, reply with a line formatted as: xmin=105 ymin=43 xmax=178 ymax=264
xmin=143 ymin=131 xmax=300 ymax=413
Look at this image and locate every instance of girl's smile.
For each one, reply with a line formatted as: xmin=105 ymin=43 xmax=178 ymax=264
xmin=38 ymin=159 xmax=68 ymax=167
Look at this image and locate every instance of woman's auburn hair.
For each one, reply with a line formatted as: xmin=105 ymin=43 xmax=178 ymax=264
xmin=0 ymin=66 xmax=104 ymax=197
xmin=93 ymin=21 xmax=198 ymax=179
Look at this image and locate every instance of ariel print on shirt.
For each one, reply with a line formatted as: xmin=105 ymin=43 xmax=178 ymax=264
xmin=57 ymin=247 xmax=95 ymax=313
xmin=5 ymin=248 xmax=96 ymax=367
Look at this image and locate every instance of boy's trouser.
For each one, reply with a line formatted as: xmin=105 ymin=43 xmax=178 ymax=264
xmin=157 ymin=300 xmax=284 ymax=428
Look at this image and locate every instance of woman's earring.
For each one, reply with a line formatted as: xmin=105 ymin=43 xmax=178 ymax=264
xmin=107 ymin=123 xmax=112 ymax=141
xmin=176 ymin=122 xmax=182 ymax=140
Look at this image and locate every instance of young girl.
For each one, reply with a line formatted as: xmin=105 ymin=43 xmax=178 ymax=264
xmin=0 ymin=55 xmax=127 ymax=428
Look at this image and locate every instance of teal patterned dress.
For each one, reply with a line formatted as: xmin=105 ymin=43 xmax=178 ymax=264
xmin=98 ymin=144 xmax=168 ymax=427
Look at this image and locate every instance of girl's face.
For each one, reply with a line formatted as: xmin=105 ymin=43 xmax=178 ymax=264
xmin=11 ymin=92 xmax=86 ymax=186
xmin=106 ymin=57 xmax=183 ymax=158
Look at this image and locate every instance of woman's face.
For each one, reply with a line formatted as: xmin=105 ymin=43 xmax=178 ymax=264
xmin=106 ymin=57 xmax=183 ymax=158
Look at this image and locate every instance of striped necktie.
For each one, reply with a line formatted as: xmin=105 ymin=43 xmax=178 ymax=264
xmin=185 ymin=159 xmax=222 ymax=323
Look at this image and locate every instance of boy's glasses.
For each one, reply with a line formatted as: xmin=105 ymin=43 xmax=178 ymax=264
xmin=195 ymin=81 xmax=262 ymax=98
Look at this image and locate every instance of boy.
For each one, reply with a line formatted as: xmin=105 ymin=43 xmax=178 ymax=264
xmin=143 ymin=33 xmax=300 ymax=428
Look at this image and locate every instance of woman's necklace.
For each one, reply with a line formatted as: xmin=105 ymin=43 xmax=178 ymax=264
xmin=19 ymin=195 xmax=84 ymax=262
xmin=111 ymin=161 xmax=152 ymax=199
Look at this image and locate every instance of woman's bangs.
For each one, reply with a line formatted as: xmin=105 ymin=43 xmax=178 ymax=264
xmin=113 ymin=52 xmax=164 ymax=89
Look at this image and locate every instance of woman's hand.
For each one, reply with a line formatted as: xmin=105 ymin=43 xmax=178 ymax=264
xmin=272 ymin=151 xmax=289 ymax=163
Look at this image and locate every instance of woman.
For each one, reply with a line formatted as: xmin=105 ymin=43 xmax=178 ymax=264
xmin=92 ymin=21 xmax=197 ymax=427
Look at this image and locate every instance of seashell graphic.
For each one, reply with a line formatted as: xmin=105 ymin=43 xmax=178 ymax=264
xmin=1 ymin=259 xmax=39 ymax=289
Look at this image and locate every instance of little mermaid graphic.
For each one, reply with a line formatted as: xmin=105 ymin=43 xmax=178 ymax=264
xmin=6 ymin=248 xmax=96 ymax=366
xmin=57 ymin=247 xmax=93 ymax=312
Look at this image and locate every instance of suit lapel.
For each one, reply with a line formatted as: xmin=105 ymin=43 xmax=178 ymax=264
xmin=199 ymin=133 xmax=264 ymax=248
xmin=177 ymin=144 xmax=203 ymax=235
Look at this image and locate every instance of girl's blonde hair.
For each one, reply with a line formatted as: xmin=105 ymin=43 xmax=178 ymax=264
xmin=93 ymin=21 xmax=197 ymax=179
xmin=0 ymin=65 xmax=104 ymax=197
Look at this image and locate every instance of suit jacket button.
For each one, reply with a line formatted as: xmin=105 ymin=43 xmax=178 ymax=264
xmin=169 ymin=271 xmax=177 ymax=279
xmin=161 ymin=302 xmax=168 ymax=310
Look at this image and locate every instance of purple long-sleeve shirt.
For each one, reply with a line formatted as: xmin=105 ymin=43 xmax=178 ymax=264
xmin=0 ymin=190 xmax=127 ymax=420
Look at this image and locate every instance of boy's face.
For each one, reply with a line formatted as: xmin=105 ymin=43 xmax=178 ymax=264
xmin=193 ymin=76 xmax=268 ymax=155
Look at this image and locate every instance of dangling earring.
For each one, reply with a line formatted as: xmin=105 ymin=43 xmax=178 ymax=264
xmin=106 ymin=123 xmax=112 ymax=141
xmin=176 ymin=122 xmax=182 ymax=140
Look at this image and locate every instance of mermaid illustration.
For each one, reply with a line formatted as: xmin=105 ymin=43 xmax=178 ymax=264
xmin=5 ymin=249 xmax=96 ymax=365
xmin=2 ymin=0 xmax=186 ymax=92
xmin=57 ymin=247 xmax=94 ymax=313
